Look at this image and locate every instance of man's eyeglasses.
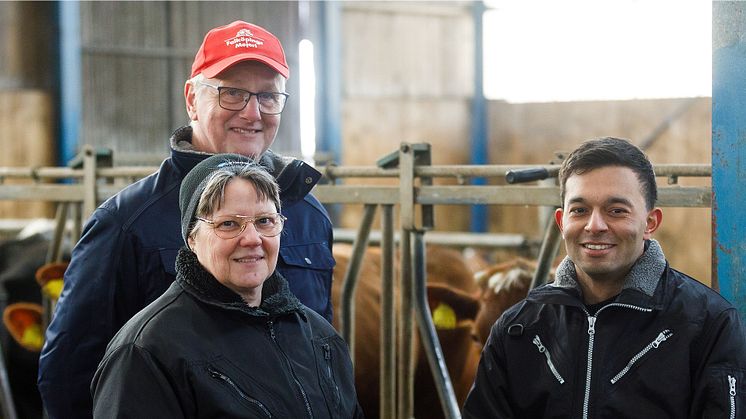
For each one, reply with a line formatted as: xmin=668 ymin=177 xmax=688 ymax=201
xmin=198 ymin=81 xmax=289 ymax=115
xmin=197 ymin=213 xmax=286 ymax=239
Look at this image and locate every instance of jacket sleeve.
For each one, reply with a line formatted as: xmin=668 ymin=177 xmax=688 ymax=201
xmin=38 ymin=207 xmax=142 ymax=419
xmin=691 ymin=307 xmax=746 ymax=419
xmin=462 ymin=321 xmax=516 ymax=419
xmin=91 ymin=343 xmax=185 ymax=418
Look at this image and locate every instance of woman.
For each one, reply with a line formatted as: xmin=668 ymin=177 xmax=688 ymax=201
xmin=92 ymin=154 xmax=362 ymax=418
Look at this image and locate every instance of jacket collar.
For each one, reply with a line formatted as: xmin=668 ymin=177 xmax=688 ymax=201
xmin=175 ymin=247 xmax=302 ymax=317
xmin=551 ymin=239 xmax=667 ymax=300
xmin=168 ymin=125 xmax=322 ymax=205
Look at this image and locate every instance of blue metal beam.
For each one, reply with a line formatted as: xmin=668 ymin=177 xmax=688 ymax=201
xmin=317 ymin=1 xmax=342 ymax=164
xmin=58 ymin=0 xmax=81 ymax=166
xmin=712 ymin=1 xmax=746 ymax=319
xmin=470 ymin=1 xmax=488 ymax=233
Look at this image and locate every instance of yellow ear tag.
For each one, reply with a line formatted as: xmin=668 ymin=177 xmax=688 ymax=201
xmin=432 ymin=303 xmax=457 ymax=329
xmin=20 ymin=323 xmax=44 ymax=351
xmin=42 ymin=279 xmax=64 ymax=300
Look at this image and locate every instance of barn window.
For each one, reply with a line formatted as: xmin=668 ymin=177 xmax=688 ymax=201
xmin=483 ymin=0 xmax=712 ymax=103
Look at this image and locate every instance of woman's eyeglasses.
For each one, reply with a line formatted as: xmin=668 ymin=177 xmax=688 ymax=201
xmin=197 ymin=213 xmax=286 ymax=239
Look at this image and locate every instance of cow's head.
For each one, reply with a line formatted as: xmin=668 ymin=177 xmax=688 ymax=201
xmin=472 ymin=258 xmax=541 ymax=345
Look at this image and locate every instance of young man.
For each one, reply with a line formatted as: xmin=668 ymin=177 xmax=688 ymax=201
xmin=463 ymin=137 xmax=746 ymax=418
xmin=39 ymin=21 xmax=335 ymax=418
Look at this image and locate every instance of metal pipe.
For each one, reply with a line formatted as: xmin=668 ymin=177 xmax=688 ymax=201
xmin=340 ymin=204 xmax=377 ymax=362
xmin=333 ymin=229 xmax=527 ymax=249
xmin=380 ymin=205 xmax=396 ymax=419
xmin=398 ymin=143 xmax=416 ymax=419
xmin=413 ymin=231 xmax=461 ymax=419
xmin=0 ymin=339 xmax=18 ymax=419
xmin=58 ymin=0 xmax=81 ymax=167
xmin=0 ymin=163 xmax=712 ymax=181
xmin=397 ymin=230 xmax=414 ymax=419
xmin=530 ymin=217 xmax=563 ymax=290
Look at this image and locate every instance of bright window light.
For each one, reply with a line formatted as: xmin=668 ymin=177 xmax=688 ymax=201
xmin=299 ymin=39 xmax=316 ymax=163
xmin=483 ymin=0 xmax=712 ymax=103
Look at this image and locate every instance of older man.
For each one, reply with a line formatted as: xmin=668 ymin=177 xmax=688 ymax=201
xmin=39 ymin=21 xmax=335 ymax=418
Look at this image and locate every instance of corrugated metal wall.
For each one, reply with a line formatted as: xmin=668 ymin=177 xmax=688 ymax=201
xmin=78 ymin=1 xmax=301 ymax=164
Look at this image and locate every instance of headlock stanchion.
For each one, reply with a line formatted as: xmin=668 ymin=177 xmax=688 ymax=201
xmin=0 ymin=143 xmax=714 ymax=419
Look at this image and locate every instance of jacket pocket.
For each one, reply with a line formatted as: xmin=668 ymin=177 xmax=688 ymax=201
xmin=279 ymin=242 xmax=335 ymax=271
xmin=532 ymin=335 xmax=565 ymax=384
xmin=207 ymin=366 xmax=273 ymax=418
xmin=610 ymin=329 xmax=673 ymax=384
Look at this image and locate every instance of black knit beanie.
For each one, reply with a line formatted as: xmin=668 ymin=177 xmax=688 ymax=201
xmin=179 ymin=153 xmax=252 ymax=245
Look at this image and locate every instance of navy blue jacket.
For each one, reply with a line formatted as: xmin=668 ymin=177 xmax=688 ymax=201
xmin=463 ymin=240 xmax=746 ymax=419
xmin=39 ymin=126 xmax=335 ymax=418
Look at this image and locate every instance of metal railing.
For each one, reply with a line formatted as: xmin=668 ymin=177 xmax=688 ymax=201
xmin=0 ymin=143 xmax=712 ymax=419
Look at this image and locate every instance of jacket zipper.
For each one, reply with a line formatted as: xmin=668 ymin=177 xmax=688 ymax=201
xmin=322 ymin=343 xmax=342 ymax=404
xmin=267 ymin=319 xmax=314 ymax=419
xmin=729 ymin=375 xmax=737 ymax=419
xmin=208 ymin=367 xmax=272 ymax=418
xmin=582 ymin=303 xmax=653 ymax=419
xmin=609 ymin=330 xmax=673 ymax=384
xmin=532 ymin=335 xmax=565 ymax=384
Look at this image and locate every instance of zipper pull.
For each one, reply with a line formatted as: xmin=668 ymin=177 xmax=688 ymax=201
xmin=532 ymin=336 xmax=546 ymax=353
xmin=729 ymin=375 xmax=737 ymax=396
xmin=587 ymin=316 xmax=596 ymax=335
xmin=651 ymin=330 xmax=673 ymax=348
xmin=323 ymin=343 xmax=331 ymax=360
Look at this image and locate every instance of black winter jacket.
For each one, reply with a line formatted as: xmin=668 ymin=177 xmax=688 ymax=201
xmin=39 ymin=126 xmax=335 ymax=418
xmin=464 ymin=240 xmax=746 ymax=419
xmin=92 ymin=249 xmax=362 ymax=418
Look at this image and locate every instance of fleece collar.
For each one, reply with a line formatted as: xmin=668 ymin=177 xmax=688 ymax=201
xmin=552 ymin=239 xmax=666 ymax=298
xmin=175 ymin=247 xmax=302 ymax=317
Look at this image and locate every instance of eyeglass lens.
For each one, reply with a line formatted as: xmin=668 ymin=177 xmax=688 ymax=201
xmin=209 ymin=214 xmax=284 ymax=238
xmin=219 ymin=87 xmax=286 ymax=114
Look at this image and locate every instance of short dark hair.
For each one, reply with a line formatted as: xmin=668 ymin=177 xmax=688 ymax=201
xmin=558 ymin=137 xmax=657 ymax=210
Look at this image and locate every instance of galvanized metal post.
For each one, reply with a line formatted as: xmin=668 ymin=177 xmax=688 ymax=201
xmin=398 ymin=144 xmax=416 ymax=419
xmin=413 ymin=231 xmax=461 ymax=419
xmin=380 ymin=204 xmax=396 ymax=419
xmin=82 ymin=145 xmax=97 ymax=220
xmin=712 ymin=1 xmax=746 ymax=319
xmin=341 ymin=203 xmax=378 ymax=363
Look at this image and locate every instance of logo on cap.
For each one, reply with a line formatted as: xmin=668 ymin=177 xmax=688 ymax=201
xmin=225 ymin=29 xmax=265 ymax=50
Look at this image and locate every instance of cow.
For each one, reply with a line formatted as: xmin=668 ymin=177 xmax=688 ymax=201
xmin=332 ymin=243 xmax=550 ymax=418
xmin=0 ymin=232 xmax=55 ymax=419
xmin=331 ymin=244 xmax=484 ymax=419
xmin=0 ymin=222 xmax=72 ymax=419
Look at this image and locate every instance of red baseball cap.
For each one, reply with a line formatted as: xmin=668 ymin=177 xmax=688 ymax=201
xmin=191 ymin=20 xmax=289 ymax=79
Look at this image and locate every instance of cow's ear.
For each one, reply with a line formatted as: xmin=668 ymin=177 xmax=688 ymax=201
xmin=426 ymin=284 xmax=481 ymax=320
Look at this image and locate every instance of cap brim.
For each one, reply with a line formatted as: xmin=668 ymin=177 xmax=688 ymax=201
xmin=201 ymin=53 xmax=289 ymax=79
